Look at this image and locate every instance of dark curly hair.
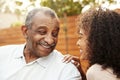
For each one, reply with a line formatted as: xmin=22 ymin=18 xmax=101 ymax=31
xmin=77 ymin=8 xmax=120 ymax=78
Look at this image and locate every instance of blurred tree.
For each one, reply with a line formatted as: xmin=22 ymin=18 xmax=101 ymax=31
xmin=40 ymin=0 xmax=118 ymax=17
xmin=40 ymin=0 xmax=82 ymax=17
xmin=0 ymin=0 xmax=119 ymax=17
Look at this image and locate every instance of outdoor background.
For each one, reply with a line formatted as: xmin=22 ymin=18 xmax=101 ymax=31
xmin=0 ymin=0 xmax=120 ymax=72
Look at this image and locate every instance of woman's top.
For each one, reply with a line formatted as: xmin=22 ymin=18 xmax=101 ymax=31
xmin=86 ymin=64 xmax=120 ymax=80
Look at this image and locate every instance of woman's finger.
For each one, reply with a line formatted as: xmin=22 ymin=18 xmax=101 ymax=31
xmin=62 ymin=54 xmax=71 ymax=63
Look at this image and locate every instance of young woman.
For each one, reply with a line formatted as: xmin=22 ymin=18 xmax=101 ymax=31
xmin=63 ymin=8 xmax=120 ymax=80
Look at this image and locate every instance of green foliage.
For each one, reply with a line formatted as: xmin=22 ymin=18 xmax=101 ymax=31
xmin=11 ymin=21 xmax=23 ymax=28
xmin=15 ymin=1 xmax=23 ymax=6
xmin=40 ymin=0 xmax=117 ymax=17
xmin=0 ymin=0 xmax=118 ymax=17
xmin=40 ymin=0 xmax=82 ymax=17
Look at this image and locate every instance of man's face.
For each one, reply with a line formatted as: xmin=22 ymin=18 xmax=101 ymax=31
xmin=25 ymin=12 xmax=60 ymax=58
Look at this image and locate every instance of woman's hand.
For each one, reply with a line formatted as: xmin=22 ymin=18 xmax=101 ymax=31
xmin=62 ymin=54 xmax=80 ymax=68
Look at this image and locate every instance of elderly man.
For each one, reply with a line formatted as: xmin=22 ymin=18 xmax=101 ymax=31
xmin=0 ymin=7 xmax=81 ymax=80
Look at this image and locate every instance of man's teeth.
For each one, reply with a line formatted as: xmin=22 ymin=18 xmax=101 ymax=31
xmin=39 ymin=42 xmax=55 ymax=48
xmin=39 ymin=43 xmax=51 ymax=48
xmin=42 ymin=45 xmax=51 ymax=48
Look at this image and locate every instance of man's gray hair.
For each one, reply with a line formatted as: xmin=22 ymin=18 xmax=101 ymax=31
xmin=25 ymin=7 xmax=59 ymax=29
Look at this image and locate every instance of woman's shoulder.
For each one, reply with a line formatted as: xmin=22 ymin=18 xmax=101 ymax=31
xmin=86 ymin=64 xmax=102 ymax=78
xmin=87 ymin=64 xmax=103 ymax=73
xmin=86 ymin=64 xmax=119 ymax=80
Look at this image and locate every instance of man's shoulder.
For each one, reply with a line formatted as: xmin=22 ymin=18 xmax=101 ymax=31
xmin=0 ymin=44 xmax=24 ymax=49
xmin=0 ymin=44 xmax=25 ymax=55
xmin=52 ymin=50 xmax=65 ymax=64
xmin=52 ymin=50 xmax=78 ymax=69
xmin=50 ymin=50 xmax=81 ymax=79
xmin=53 ymin=50 xmax=64 ymax=58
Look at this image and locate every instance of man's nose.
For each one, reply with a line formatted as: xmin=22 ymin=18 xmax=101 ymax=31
xmin=44 ymin=34 xmax=54 ymax=44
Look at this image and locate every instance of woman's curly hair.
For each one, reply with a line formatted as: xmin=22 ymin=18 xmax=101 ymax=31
xmin=77 ymin=8 xmax=120 ymax=78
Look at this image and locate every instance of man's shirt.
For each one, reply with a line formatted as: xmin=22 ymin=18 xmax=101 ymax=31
xmin=0 ymin=44 xmax=81 ymax=80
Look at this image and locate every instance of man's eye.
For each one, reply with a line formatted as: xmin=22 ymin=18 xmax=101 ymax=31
xmin=37 ymin=30 xmax=46 ymax=35
xmin=52 ymin=31 xmax=59 ymax=37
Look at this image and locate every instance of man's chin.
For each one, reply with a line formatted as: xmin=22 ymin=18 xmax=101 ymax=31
xmin=39 ymin=49 xmax=54 ymax=57
xmin=37 ymin=45 xmax=55 ymax=57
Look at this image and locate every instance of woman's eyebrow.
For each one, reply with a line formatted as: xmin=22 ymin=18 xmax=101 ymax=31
xmin=79 ymin=32 xmax=83 ymax=35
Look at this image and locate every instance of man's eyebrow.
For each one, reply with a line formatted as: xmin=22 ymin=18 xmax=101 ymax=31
xmin=54 ymin=27 xmax=60 ymax=30
xmin=37 ymin=26 xmax=47 ymax=29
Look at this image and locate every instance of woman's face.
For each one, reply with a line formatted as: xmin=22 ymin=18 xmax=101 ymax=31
xmin=76 ymin=28 xmax=88 ymax=60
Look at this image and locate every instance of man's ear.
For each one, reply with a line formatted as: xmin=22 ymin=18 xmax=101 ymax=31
xmin=21 ymin=25 xmax=28 ymax=39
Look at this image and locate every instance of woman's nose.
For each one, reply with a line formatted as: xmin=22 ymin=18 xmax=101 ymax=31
xmin=76 ymin=40 xmax=80 ymax=47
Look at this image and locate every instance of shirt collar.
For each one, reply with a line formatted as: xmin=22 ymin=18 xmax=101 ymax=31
xmin=36 ymin=51 xmax=55 ymax=68
xmin=14 ymin=43 xmax=55 ymax=68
